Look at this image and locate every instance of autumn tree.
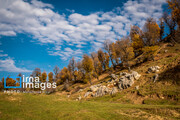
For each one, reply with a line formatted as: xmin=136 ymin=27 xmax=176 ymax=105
xmin=163 ymin=12 xmax=177 ymax=42
xmin=130 ymin=25 xmax=144 ymax=56
xmin=91 ymin=52 xmax=103 ymax=80
xmin=115 ymin=37 xmax=134 ymax=71
xmin=142 ymin=18 xmax=160 ymax=46
xmin=48 ymin=72 xmax=53 ymax=83
xmin=76 ymin=61 xmax=86 ymax=83
xmin=0 ymin=77 xmax=4 ymax=90
xmin=32 ymin=68 xmax=42 ymax=82
xmin=82 ymin=54 xmax=94 ymax=84
xmin=53 ymin=66 xmax=60 ymax=82
xmin=104 ymin=52 xmax=110 ymax=70
xmin=103 ymin=40 xmax=116 ymax=69
xmin=159 ymin=18 xmax=165 ymax=41
xmin=59 ymin=67 xmax=70 ymax=83
xmin=98 ymin=49 xmax=107 ymax=70
xmin=167 ymin=0 xmax=180 ymax=27
xmin=68 ymin=57 xmax=76 ymax=81
xmin=142 ymin=46 xmax=159 ymax=61
xmin=41 ymin=71 xmax=47 ymax=82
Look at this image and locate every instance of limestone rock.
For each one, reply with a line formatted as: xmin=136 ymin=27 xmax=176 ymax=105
xmin=94 ymin=86 xmax=109 ymax=97
xmin=84 ymin=92 xmax=90 ymax=98
xmin=90 ymin=84 xmax=101 ymax=92
xmin=131 ymin=71 xmax=141 ymax=80
xmin=111 ymin=74 xmax=118 ymax=80
xmin=120 ymin=72 xmax=128 ymax=76
xmin=135 ymin=86 xmax=139 ymax=90
xmin=110 ymin=87 xmax=118 ymax=95
xmin=76 ymin=96 xmax=81 ymax=101
xmin=153 ymin=74 xmax=159 ymax=82
xmin=148 ymin=66 xmax=160 ymax=73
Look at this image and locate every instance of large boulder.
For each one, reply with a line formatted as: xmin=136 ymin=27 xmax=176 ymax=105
xmin=84 ymin=92 xmax=91 ymax=98
xmin=110 ymin=87 xmax=118 ymax=95
xmin=94 ymin=86 xmax=109 ymax=97
xmin=131 ymin=71 xmax=141 ymax=80
xmin=117 ymin=71 xmax=141 ymax=90
xmin=111 ymin=74 xmax=118 ymax=80
xmin=148 ymin=66 xmax=160 ymax=73
xmin=119 ymin=72 xmax=128 ymax=76
xmin=118 ymin=76 xmax=134 ymax=90
xmin=90 ymin=84 xmax=101 ymax=92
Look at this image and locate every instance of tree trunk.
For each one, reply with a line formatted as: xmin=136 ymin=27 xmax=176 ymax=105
xmin=89 ymin=73 xmax=92 ymax=85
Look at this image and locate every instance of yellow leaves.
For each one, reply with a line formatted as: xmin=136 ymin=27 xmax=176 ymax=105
xmin=48 ymin=72 xmax=53 ymax=83
xmin=142 ymin=46 xmax=159 ymax=59
xmin=42 ymin=72 xmax=47 ymax=82
xmin=143 ymin=18 xmax=160 ymax=46
xmin=127 ymin=46 xmax=135 ymax=60
xmin=82 ymin=54 xmax=94 ymax=73
xmin=60 ymin=67 xmax=70 ymax=82
xmin=167 ymin=0 xmax=180 ymax=26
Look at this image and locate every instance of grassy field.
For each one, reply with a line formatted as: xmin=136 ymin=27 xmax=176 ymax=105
xmin=0 ymin=93 xmax=179 ymax=120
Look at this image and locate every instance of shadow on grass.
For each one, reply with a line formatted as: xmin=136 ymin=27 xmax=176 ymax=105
xmin=159 ymin=64 xmax=180 ymax=85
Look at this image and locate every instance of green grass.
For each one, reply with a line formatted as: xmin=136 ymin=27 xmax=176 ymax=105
xmin=0 ymin=93 xmax=180 ymax=120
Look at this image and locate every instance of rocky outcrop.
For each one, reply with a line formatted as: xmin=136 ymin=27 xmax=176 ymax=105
xmin=94 ymin=86 xmax=109 ymax=97
xmin=110 ymin=87 xmax=118 ymax=95
xmin=111 ymin=74 xmax=117 ymax=80
xmin=119 ymin=72 xmax=128 ymax=76
xmin=117 ymin=71 xmax=141 ymax=90
xmin=87 ymin=71 xmax=141 ymax=98
xmin=84 ymin=92 xmax=90 ymax=98
xmin=147 ymin=66 xmax=160 ymax=73
xmin=131 ymin=71 xmax=141 ymax=80
xmin=111 ymin=74 xmax=119 ymax=81
xmin=90 ymin=84 xmax=101 ymax=92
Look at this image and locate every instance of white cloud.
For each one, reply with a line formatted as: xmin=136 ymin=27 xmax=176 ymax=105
xmin=0 ymin=0 xmax=166 ymax=60
xmin=0 ymin=54 xmax=8 ymax=57
xmin=0 ymin=58 xmax=31 ymax=72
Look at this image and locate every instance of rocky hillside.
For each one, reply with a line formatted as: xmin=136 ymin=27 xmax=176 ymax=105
xmin=57 ymin=43 xmax=180 ymax=105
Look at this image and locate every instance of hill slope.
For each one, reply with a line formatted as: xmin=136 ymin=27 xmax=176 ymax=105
xmin=60 ymin=43 xmax=180 ymax=105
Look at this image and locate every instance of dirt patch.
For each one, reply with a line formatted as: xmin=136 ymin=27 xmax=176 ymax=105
xmin=7 ymin=96 xmax=21 ymax=101
xmin=115 ymin=109 xmax=169 ymax=120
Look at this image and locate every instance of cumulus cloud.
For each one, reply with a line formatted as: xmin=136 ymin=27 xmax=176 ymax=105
xmin=0 ymin=0 xmax=166 ymax=60
xmin=0 ymin=58 xmax=31 ymax=72
xmin=49 ymin=47 xmax=82 ymax=60
xmin=0 ymin=50 xmax=31 ymax=72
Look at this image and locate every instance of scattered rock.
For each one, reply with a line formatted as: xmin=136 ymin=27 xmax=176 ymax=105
xmin=131 ymin=71 xmax=141 ymax=80
xmin=78 ymin=89 xmax=83 ymax=92
xmin=147 ymin=66 xmax=160 ymax=73
xmin=110 ymin=87 xmax=118 ymax=95
xmin=164 ymin=50 xmax=168 ymax=53
xmin=67 ymin=95 xmax=70 ymax=98
xmin=84 ymin=92 xmax=90 ymax=98
xmin=76 ymin=96 xmax=81 ymax=101
xmin=153 ymin=74 xmax=159 ymax=82
xmin=135 ymin=86 xmax=139 ymax=90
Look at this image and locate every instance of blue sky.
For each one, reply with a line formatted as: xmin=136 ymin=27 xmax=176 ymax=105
xmin=0 ymin=0 xmax=167 ymax=79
